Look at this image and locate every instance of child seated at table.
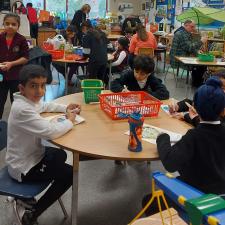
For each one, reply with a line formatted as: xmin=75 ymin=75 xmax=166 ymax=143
xmin=111 ymin=37 xmax=129 ymax=73
xmin=143 ymin=76 xmax=225 ymax=215
xmin=110 ymin=55 xmax=169 ymax=100
xmin=5 ymin=64 xmax=81 ymax=225
xmin=169 ymin=70 xmax=225 ymax=127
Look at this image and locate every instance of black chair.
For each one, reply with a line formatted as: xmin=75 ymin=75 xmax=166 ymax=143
xmin=0 ymin=121 xmax=68 ymax=225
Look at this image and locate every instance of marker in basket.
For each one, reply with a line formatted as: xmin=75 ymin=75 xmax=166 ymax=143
xmin=185 ymin=102 xmax=197 ymax=114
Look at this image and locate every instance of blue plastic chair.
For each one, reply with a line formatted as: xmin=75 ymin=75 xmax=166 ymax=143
xmin=0 ymin=121 xmax=68 ymax=225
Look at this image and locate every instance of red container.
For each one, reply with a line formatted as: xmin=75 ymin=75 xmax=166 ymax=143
xmin=98 ymin=91 xmax=162 ymax=120
xmin=47 ymin=50 xmax=64 ymax=59
xmin=42 ymin=42 xmax=54 ymax=51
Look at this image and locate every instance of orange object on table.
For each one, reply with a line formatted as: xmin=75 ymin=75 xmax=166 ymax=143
xmin=98 ymin=91 xmax=162 ymax=120
xmin=64 ymin=54 xmax=83 ymax=61
xmin=47 ymin=50 xmax=64 ymax=59
xmin=39 ymin=10 xmax=50 ymax=22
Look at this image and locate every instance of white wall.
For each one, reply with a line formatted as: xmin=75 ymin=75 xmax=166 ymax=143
xmin=108 ymin=0 xmax=143 ymax=15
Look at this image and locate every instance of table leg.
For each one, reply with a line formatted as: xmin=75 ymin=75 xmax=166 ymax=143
xmin=163 ymin=50 xmax=166 ymax=72
xmin=71 ymin=153 xmax=79 ymax=225
xmin=185 ymin=66 xmax=190 ymax=98
xmin=175 ymin=63 xmax=180 ymax=87
xmin=65 ymin=62 xmax=68 ymax=95
xmin=108 ymin=61 xmax=112 ymax=89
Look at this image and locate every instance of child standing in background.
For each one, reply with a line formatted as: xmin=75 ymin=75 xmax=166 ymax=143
xmin=0 ymin=13 xmax=29 ymax=118
xmin=6 ymin=64 xmax=81 ymax=225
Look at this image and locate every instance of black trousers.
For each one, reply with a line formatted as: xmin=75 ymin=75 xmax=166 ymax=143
xmin=0 ymin=80 xmax=19 ymax=119
xmin=191 ymin=66 xmax=207 ymax=87
xmin=22 ymin=147 xmax=73 ymax=218
xmin=30 ymin=23 xmax=38 ymax=41
xmin=88 ymin=63 xmax=107 ymax=82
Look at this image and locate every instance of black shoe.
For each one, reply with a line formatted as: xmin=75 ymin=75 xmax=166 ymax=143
xmin=22 ymin=210 xmax=38 ymax=225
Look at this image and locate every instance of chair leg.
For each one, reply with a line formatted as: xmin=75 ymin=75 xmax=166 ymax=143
xmin=13 ymin=200 xmax=23 ymax=225
xmin=58 ymin=198 xmax=68 ymax=219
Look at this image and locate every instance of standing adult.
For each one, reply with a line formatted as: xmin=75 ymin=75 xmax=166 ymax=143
xmin=82 ymin=27 xmax=108 ymax=82
xmin=26 ymin=3 xmax=38 ymax=42
xmin=70 ymin=4 xmax=91 ymax=45
xmin=170 ymin=20 xmax=208 ymax=87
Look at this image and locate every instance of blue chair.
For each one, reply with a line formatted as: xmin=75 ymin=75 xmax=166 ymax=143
xmin=0 ymin=121 xmax=68 ymax=225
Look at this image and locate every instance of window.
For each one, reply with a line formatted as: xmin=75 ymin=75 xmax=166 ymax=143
xmin=68 ymin=0 xmax=106 ymax=19
xmin=22 ymin=0 xmax=44 ymax=12
xmin=46 ymin=0 xmax=66 ymax=16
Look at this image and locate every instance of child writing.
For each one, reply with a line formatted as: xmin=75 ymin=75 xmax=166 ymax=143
xmin=111 ymin=37 xmax=129 ymax=73
xmin=110 ymin=55 xmax=169 ymax=100
xmin=5 ymin=64 xmax=81 ymax=225
xmin=0 ymin=13 xmax=29 ymax=119
xmin=157 ymin=77 xmax=225 ymax=194
xmin=143 ymin=77 xmax=225 ymax=215
xmin=168 ymin=71 xmax=225 ymax=126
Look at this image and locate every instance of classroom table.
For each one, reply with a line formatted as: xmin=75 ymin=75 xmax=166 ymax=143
xmin=133 ymin=208 xmax=186 ymax=225
xmin=175 ymin=56 xmax=225 ymax=95
xmin=107 ymin=34 xmax=124 ymax=41
xmin=53 ymin=54 xmax=114 ymax=94
xmin=48 ymin=93 xmax=192 ymax=225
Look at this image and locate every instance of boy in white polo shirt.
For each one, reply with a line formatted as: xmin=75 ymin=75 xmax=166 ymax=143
xmin=5 ymin=64 xmax=81 ymax=225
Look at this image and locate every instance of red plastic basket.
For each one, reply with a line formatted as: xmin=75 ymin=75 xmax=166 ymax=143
xmin=98 ymin=91 xmax=162 ymax=120
xmin=47 ymin=50 xmax=64 ymax=59
xmin=42 ymin=42 xmax=54 ymax=51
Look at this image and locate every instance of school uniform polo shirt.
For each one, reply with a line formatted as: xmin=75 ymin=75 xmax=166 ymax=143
xmin=0 ymin=32 xmax=29 ymax=81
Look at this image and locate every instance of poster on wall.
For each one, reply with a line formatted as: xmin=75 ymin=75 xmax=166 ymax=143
xmin=118 ymin=3 xmax=133 ymax=14
xmin=156 ymin=5 xmax=167 ymax=18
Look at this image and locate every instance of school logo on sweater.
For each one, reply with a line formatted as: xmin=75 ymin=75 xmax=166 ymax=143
xmin=13 ymin=46 xmax=20 ymax=52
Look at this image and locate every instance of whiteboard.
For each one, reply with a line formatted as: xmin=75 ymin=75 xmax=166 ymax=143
xmin=0 ymin=13 xmax=30 ymax=37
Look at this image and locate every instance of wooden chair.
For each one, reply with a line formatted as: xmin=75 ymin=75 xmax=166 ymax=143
xmin=138 ymin=47 xmax=154 ymax=58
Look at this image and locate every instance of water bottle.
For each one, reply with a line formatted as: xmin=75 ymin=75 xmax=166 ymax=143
xmin=0 ymin=74 xmax=3 ymax=82
xmin=128 ymin=111 xmax=144 ymax=152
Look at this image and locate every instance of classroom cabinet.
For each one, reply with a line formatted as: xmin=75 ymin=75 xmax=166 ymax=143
xmin=38 ymin=28 xmax=56 ymax=47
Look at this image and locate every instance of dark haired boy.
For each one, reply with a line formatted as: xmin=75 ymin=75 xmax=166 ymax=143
xmin=5 ymin=64 xmax=81 ymax=225
xmin=110 ymin=55 xmax=169 ymax=100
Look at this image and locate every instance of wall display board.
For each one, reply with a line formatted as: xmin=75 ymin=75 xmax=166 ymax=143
xmin=155 ymin=0 xmax=176 ymax=25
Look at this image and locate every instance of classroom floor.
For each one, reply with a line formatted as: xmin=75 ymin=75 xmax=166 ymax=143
xmin=0 ymin=63 xmax=193 ymax=225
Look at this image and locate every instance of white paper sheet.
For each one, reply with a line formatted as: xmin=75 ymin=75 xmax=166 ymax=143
xmin=45 ymin=114 xmax=85 ymax=125
xmin=125 ymin=124 xmax=182 ymax=145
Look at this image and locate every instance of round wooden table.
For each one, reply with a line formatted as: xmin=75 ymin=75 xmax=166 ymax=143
xmin=50 ymin=93 xmax=191 ymax=225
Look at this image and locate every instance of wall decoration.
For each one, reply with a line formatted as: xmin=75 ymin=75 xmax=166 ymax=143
xmin=156 ymin=5 xmax=167 ymax=18
xmin=118 ymin=3 xmax=133 ymax=14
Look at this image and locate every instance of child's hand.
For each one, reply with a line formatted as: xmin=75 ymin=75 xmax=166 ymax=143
xmin=189 ymin=106 xmax=198 ymax=120
xmin=168 ymin=102 xmax=179 ymax=114
xmin=67 ymin=103 xmax=81 ymax=114
xmin=1 ymin=62 xmax=13 ymax=71
xmin=66 ymin=110 xmax=76 ymax=123
xmin=171 ymin=112 xmax=184 ymax=120
xmin=122 ymin=85 xmax=129 ymax=92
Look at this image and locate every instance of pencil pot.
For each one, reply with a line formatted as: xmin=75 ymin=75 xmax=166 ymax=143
xmin=128 ymin=112 xmax=144 ymax=152
xmin=81 ymin=79 xmax=103 ymax=104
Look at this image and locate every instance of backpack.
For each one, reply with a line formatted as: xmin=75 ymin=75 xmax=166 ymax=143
xmin=28 ymin=47 xmax=53 ymax=84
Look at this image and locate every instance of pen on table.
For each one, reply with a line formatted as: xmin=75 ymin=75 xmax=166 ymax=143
xmin=185 ymin=102 xmax=197 ymax=114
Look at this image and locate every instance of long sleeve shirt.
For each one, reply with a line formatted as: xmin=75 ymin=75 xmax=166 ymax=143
xmin=169 ymin=29 xmax=202 ymax=68
xmin=5 ymin=93 xmax=73 ymax=181
xmin=157 ymin=122 xmax=225 ymax=194
xmin=0 ymin=32 xmax=29 ymax=81
xmin=110 ymin=69 xmax=169 ymax=100
xmin=129 ymin=32 xmax=157 ymax=55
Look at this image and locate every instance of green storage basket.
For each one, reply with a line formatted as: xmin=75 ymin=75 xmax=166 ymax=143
xmin=198 ymin=53 xmax=214 ymax=62
xmin=81 ymin=79 xmax=103 ymax=103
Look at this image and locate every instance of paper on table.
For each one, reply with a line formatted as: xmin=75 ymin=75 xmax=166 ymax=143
xmin=125 ymin=124 xmax=182 ymax=145
xmin=45 ymin=114 xmax=85 ymax=125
